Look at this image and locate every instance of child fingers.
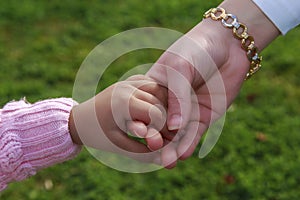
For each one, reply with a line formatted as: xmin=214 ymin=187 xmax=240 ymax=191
xmin=130 ymin=98 xmax=165 ymax=131
xmin=145 ymin=127 xmax=163 ymax=151
xmin=127 ymin=120 xmax=148 ymax=138
xmin=125 ymin=75 xmax=161 ymax=85
xmin=107 ymin=130 xmax=160 ymax=163
xmin=134 ymin=90 xmax=167 ymax=127
xmin=127 ymin=79 xmax=167 ymax=104
xmin=125 ymin=74 xmax=153 ymax=81
xmin=133 ymin=89 xmax=163 ymax=106
xmin=138 ymin=83 xmax=167 ymax=105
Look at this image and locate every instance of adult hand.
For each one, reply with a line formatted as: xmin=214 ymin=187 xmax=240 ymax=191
xmin=147 ymin=20 xmax=247 ymax=168
xmin=146 ymin=0 xmax=279 ymax=168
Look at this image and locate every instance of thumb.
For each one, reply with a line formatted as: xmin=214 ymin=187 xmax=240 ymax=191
xmin=166 ymin=64 xmax=193 ymax=131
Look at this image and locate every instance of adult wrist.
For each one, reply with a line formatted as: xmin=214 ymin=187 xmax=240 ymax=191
xmin=184 ymin=16 xmax=230 ymax=69
xmin=203 ymin=6 xmax=265 ymax=79
xmin=220 ymin=0 xmax=280 ymax=50
xmin=189 ymin=0 xmax=280 ymax=79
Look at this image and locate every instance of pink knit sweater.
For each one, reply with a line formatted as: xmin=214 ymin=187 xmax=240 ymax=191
xmin=0 ymin=98 xmax=82 ymax=191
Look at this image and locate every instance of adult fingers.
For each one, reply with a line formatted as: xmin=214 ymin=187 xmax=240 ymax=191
xmin=147 ymin=46 xmax=195 ymax=131
xmin=166 ymin=64 xmax=193 ymax=131
xmin=174 ymin=97 xmax=211 ymax=160
xmin=177 ymin=121 xmax=207 ymax=160
xmin=161 ymin=139 xmax=178 ymax=169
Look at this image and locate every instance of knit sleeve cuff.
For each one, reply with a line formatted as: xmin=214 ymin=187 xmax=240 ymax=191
xmin=0 ymin=98 xmax=82 ymax=191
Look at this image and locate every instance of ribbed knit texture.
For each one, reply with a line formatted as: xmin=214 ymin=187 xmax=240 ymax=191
xmin=0 ymin=98 xmax=81 ymax=191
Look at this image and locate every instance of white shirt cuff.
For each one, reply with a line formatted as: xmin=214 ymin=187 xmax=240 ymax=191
xmin=252 ymin=0 xmax=300 ymax=35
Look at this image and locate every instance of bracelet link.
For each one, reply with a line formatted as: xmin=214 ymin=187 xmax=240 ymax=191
xmin=204 ymin=7 xmax=262 ymax=80
xmin=204 ymin=7 xmax=227 ymax=20
xmin=233 ymin=23 xmax=248 ymax=39
xmin=247 ymin=59 xmax=262 ymax=78
xmin=241 ymin=36 xmax=255 ymax=51
xmin=222 ymin=14 xmax=238 ymax=28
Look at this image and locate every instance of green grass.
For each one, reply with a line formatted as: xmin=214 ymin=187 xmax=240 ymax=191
xmin=0 ymin=0 xmax=300 ymax=199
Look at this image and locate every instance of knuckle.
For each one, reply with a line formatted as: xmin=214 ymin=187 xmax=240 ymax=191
xmin=126 ymin=74 xmax=146 ymax=81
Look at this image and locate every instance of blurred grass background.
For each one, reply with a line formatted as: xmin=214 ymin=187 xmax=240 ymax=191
xmin=0 ymin=0 xmax=300 ymax=199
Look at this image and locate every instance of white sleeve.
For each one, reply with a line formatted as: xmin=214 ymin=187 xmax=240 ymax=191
xmin=251 ymin=0 xmax=300 ymax=35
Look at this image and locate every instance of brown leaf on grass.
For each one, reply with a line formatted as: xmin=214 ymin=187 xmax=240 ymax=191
xmin=256 ymin=132 xmax=267 ymax=142
xmin=223 ymin=174 xmax=235 ymax=185
xmin=246 ymin=93 xmax=258 ymax=103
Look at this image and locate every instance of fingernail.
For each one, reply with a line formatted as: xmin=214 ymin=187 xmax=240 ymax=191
xmin=168 ymin=114 xmax=182 ymax=131
xmin=147 ymin=145 xmax=155 ymax=151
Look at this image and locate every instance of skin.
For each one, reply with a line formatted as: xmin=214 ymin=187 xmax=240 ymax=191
xmin=146 ymin=0 xmax=280 ymax=168
xmin=68 ymin=0 xmax=280 ymax=169
xmin=68 ymin=75 xmax=167 ymax=163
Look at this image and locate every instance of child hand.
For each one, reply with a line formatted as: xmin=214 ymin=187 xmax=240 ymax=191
xmin=69 ymin=75 xmax=167 ymax=163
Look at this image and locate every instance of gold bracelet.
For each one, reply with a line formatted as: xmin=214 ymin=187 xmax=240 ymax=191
xmin=204 ymin=7 xmax=262 ymax=80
